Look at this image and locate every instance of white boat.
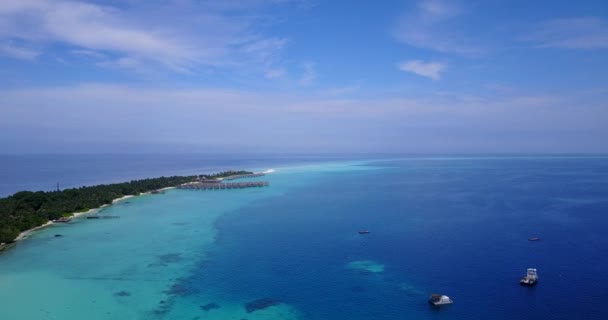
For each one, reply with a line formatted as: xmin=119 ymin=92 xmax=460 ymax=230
xmin=428 ymin=294 xmax=453 ymax=305
xmin=520 ymin=268 xmax=538 ymax=286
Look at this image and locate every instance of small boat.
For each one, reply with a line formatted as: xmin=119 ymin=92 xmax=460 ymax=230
xmin=428 ymin=294 xmax=453 ymax=306
xmin=358 ymin=230 xmax=370 ymax=234
xmin=520 ymin=268 xmax=538 ymax=286
xmin=53 ymin=217 xmax=72 ymax=223
xmin=528 ymin=237 xmax=541 ymax=241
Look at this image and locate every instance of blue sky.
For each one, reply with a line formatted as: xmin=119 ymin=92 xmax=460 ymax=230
xmin=0 ymin=0 xmax=607 ymax=153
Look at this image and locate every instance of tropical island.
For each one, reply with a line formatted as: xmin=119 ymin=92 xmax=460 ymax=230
xmin=0 ymin=170 xmax=253 ymax=244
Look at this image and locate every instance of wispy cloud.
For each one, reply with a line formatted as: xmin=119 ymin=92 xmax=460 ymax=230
xmin=243 ymin=38 xmax=289 ymax=79
xmin=0 ymin=42 xmax=39 ymax=60
xmin=393 ymin=0 xmax=483 ymax=56
xmin=327 ymin=85 xmax=360 ymax=96
xmin=398 ymin=60 xmax=446 ymax=80
xmin=524 ymin=17 xmax=608 ymax=49
xmin=417 ymin=0 xmax=462 ymax=19
xmin=0 ymin=0 xmax=293 ymax=73
xmin=299 ymin=62 xmax=316 ymax=85
xmin=264 ymin=68 xmax=286 ymax=79
xmin=1 ymin=84 xmax=606 ymax=153
xmin=242 ymin=38 xmax=288 ymax=59
xmin=70 ymin=49 xmax=106 ymax=59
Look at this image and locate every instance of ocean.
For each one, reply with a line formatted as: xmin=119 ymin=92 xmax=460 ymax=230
xmin=0 ymin=155 xmax=607 ymax=319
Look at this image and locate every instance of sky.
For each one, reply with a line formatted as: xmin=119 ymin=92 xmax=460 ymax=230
xmin=0 ymin=0 xmax=607 ymax=154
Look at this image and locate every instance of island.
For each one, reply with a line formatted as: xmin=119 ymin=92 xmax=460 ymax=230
xmin=0 ymin=170 xmax=254 ymax=245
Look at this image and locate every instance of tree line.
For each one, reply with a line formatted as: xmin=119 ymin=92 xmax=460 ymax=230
xmin=205 ymin=170 xmax=253 ymax=179
xmin=0 ymin=170 xmax=252 ymax=243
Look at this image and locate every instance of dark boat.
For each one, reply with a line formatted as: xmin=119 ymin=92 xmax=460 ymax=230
xmin=528 ymin=237 xmax=541 ymax=241
xmin=358 ymin=230 xmax=370 ymax=234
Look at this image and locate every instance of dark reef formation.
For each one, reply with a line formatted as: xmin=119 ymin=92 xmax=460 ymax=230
xmin=159 ymin=253 xmax=182 ymax=263
xmin=148 ymin=253 xmax=183 ymax=268
xmin=200 ymin=303 xmax=220 ymax=311
xmin=245 ymin=298 xmax=282 ymax=313
xmin=165 ymin=282 xmax=197 ymax=297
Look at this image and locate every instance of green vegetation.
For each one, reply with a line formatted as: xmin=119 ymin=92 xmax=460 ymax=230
xmin=204 ymin=170 xmax=253 ymax=179
xmin=0 ymin=171 xmax=255 ymax=244
xmin=0 ymin=171 xmax=244 ymax=244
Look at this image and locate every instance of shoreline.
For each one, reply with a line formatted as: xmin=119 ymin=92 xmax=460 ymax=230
xmin=1 ymin=186 xmax=176 ymax=251
xmin=0 ymin=170 xmax=269 ymax=252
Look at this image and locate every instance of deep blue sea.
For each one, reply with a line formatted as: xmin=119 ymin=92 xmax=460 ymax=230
xmin=1 ymin=155 xmax=607 ymax=319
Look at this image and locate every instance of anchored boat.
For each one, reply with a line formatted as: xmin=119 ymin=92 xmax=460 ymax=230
xmin=520 ymin=268 xmax=538 ymax=286
xmin=358 ymin=230 xmax=370 ymax=234
xmin=428 ymin=294 xmax=453 ymax=306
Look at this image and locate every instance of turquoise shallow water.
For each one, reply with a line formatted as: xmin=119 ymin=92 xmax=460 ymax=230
xmin=0 ymin=161 xmax=360 ymax=319
xmin=1 ymin=157 xmax=608 ymax=319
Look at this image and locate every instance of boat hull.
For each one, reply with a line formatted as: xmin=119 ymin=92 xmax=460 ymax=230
xmin=428 ymin=294 xmax=453 ymax=305
xmin=520 ymin=280 xmax=538 ymax=286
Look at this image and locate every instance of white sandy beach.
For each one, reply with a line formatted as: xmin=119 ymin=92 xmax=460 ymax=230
xmin=7 ymin=187 xmax=177 ymax=245
xmin=13 ymin=221 xmax=54 ymax=242
xmin=4 ymin=177 xmax=260 ymax=247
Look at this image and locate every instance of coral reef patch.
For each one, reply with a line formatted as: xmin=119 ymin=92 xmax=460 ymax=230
xmin=245 ymin=298 xmax=282 ymax=313
xmin=347 ymin=260 xmax=385 ymax=273
xmin=200 ymin=303 xmax=220 ymax=311
xmin=113 ymin=291 xmax=131 ymax=297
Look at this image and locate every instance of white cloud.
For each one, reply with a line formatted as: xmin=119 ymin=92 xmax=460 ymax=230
xmin=0 ymin=0 xmax=197 ymax=70
xmin=0 ymin=42 xmax=39 ymax=60
xmin=327 ymin=85 xmax=360 ymax=96
xmin=524 ymin=17 xmax=608 ymax=49
xmin=243 ymin=38 xmax=289 ymax=79
xmin=417 ymin=0 xmax=462 ymax=19
xmin=299 ymin=62 xmax=316 ymax=85
xmin=393 ymin=0 xmax=483 ymax=56
xmin=242 ymin=38 xmax=288 ymax=58
xmin=398 ymin=60 xmax=446 ymax=80
xmin=0 ymin=0 xmax=292 ymax=73
xmin=1 ymin=84 xmax=606 ymax=153
xmin=70 ymin=49 xmax=106 ymax=59
xmin=264 ymin=68 xmax=286 ymax=79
